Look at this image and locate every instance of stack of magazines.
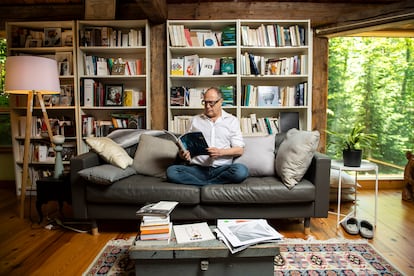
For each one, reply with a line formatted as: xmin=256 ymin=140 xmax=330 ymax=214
xmin=214 ymin=219 xmax=283 ymax=253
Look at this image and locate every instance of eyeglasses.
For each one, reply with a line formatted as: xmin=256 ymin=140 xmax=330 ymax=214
xmin=202 ymin=98 xmax=222 ymax=107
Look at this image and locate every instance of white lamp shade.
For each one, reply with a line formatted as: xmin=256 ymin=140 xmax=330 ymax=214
xmin=5 ymin=56 xmax=61 ymax=95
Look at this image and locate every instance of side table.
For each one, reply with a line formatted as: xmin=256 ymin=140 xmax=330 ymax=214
xmin=36 ymin=173 xmax=72 ymax=223
xmin=331 ymin=160 xmax=379 ymax=228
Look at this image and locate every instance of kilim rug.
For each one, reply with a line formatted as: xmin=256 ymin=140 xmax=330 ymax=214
xmin=83 ymin=238 xmax=403 ymax=276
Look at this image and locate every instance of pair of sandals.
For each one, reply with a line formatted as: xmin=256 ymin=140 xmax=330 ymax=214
xmin=341 ymin=217 xmax=374 ymax=239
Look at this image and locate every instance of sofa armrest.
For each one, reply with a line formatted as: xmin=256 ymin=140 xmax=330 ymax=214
xmin=70 ymin=151 xmax=102 ymax=219
xmin=304 ymin=152 xmax=331 ymax=217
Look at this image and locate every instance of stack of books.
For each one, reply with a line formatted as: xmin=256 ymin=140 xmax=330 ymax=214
xmin=139 ymin=216 xmax=172 ymax=241
xmin=136 ymin=201 xmax=178 ymax=241
xmin=214 ymin=219 xmax=283 ymax=254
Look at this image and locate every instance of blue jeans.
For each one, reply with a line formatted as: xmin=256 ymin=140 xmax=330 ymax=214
xmin=166 ymin=163 xmax=249 ymax=186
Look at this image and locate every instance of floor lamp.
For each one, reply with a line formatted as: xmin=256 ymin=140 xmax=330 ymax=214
xmin=5 ymin=56 xmax=61 ymax=219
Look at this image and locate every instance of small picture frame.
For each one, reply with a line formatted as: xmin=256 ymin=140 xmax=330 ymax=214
xmin=44 ymin=27 xmax=61 ymax=47
xmin=25 ymin=38 xmax=42 ymax=48
xmin=59 ymin=61 xmax=70 ymax=76
xmin=105 ymin=84 xmax=124 ymax=106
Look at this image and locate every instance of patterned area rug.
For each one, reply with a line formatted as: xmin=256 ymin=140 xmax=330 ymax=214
xmin=83 ymin=238 xmax=403 ymax=276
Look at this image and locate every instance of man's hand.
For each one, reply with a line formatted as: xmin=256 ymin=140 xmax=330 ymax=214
xmin=179 ymin=149 xmax=191 ymax=161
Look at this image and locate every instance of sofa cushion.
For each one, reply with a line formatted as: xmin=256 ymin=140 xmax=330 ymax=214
xmin=201 ymin=176 xmax=315 ymax=204
xmin=133 ymin=134 xmax=179 ymax=178
xmin=86 ymin=174 xmax=200 ymax=205
xmin=275 ymin=129 xmax=320 ymax=189
xmin=85 ymin=137 xmax=133 ymax=169
xmin=234 ymin=134 xmax=275 ymax=176
xmin=78 ymin=164 xmax=136 ymax=185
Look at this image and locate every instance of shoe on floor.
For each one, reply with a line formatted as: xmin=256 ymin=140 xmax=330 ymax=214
xmin=341 ymin=217 xmax=359 ymax=235
xmin=359 ymin=219 xmax=374 ymax=239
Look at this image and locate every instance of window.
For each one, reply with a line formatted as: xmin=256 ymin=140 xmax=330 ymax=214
xmin=327 ymin=37 xmax=414 ymax=177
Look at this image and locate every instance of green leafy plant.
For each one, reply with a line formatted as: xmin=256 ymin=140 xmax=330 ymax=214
xmin=327 ymin=124 xmax=377 ymax=151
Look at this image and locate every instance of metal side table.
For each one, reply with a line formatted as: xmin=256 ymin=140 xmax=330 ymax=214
xmin=331 ymin=160 xmax=379 ymax=228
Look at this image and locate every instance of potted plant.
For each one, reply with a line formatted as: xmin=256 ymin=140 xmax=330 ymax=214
xmin=327 ymin=124 xmax=376 ymax=167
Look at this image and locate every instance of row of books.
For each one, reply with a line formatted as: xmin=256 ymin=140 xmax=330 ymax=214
xmin=83 ymin=55 xmax=143 ymax=76
xmin=169 ymin=25 xmax=236 ymax=47
xmin=17 ymin=141 xmax=76 ymax=163
xmin=170 ymin=85 xmax=235 ymax=107
xmin=82 ymin=114 xmax=145 ymax=137
xmin=18 ymin=116 xmax=75 ymax=138
xmin=81 ymin=79 xmax=145 ymax=107
xmin=242 ymin=83 xmax=307 ymax=107
xmin=240 ymin=115 xmax=279 ymax=135
xmin=79 ymin=27 xmax=144 ymax=47
xmin=171 ymin=55 xmax=235 ymax=76
xmin=10 ymin=26 xmax=73 ymax=48
xmin=241 ymin=24 xmax=305 ymax=47
xmin=241 ymin=52 xmax=307 ymax=76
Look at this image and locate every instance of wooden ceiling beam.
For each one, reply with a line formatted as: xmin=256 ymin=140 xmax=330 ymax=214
xmin=132 ymin=0 xmax=167 ymax=24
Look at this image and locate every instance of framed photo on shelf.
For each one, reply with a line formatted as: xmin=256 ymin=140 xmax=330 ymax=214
xmin=44 ymin=27 xmax=61 ymax=47
xmin=25 ymin=38 xmax=42 ymax=48
xmin=105 ymin=84 xmax=124 ymax=106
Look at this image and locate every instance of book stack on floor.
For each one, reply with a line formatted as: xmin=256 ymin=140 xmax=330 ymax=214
xmin=136 ymin=201 xmax=178 ymax=241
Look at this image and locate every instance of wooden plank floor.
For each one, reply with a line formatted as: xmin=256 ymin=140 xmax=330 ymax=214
xmin=0 ymin=187 xmax=413 ymax=275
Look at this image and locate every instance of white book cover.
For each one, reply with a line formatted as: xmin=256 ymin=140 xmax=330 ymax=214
xmin=184 ymin=54 xmax=199 ymax=76
xmin=173 ymin=222 xmax=216 ymax=244
xmin=188 ymin=88 xmax=204 ymax=107
xmin=257 ymin=86 xmax=280 ymax=106
xmin=199 ymin=58 xmax=216 ymax=76
xmin=83 ymin=79 xmax=95 ymax=107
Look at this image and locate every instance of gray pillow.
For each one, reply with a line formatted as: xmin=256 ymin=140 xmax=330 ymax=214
xmin=78 ymin=164 xmax=136 ymax=185
xmin=133 ymin=134 xmax=179 ymax=178
xmin=234 ymin=134 xmax=275 ymax=176
xmin=275 ymin=129 xmax=320 ymax=189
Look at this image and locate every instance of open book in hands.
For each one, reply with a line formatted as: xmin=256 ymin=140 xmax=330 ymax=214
xmin=164 ymin=130 xmax=209 ymax=156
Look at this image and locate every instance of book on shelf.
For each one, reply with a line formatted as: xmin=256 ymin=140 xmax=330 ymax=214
xmin=136 ymin=201 xmax=179 ymax=218
xmin=173 ymin=222 xmax=216 ymax=244
xmin=186 ymin=88 xmax=204 ymax=107
xmin=257 ymin=86 xmax=280 ymax=106
xmin=220 ymin=57 xmax=235 ymax=75
xmin=215 ymin=219 xmax=283 ymax=254
xmin=170 ymin=86 xmax=186 ymax=106
xmin=184 ymin=54 xmax=199 ymax=76
xmin=164 ymin=130 xmax=209 ymax=157
xmin=199 ymin=57 xmax=216 ymax=76
xmin=170 ymin=58 xmax=184 ymax=76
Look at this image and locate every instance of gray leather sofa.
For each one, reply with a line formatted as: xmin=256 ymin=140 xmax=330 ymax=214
xmin=70 ymin=130 xmax=331 ymax=233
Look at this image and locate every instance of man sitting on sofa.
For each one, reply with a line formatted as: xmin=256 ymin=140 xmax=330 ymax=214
xmin=166 ymin=87 xmax=249 ymax=186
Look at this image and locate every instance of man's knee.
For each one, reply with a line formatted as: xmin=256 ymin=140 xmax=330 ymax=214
xmin=231 ymin=163 xmax=249 ymax=182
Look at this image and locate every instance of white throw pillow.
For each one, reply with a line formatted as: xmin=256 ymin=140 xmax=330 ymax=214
xmin=330 ymin=168 xmax=361 ymax=188
xmin=234 ymin=134 xmax=276 ymax=176
xmin=133 ymin=134 xmax=179 ymax=178
xmin=275 ymin=129 xmax=320 ymax=189
xmin=85 ymin=137 xmax=133 ymax=169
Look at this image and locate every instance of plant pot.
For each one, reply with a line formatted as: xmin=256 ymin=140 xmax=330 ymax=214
xmin=343 ymin=149 xmax=362 ymax=167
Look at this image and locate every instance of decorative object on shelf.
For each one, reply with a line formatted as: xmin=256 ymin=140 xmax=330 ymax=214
xmin=5 ymin=55 xmax=60 ymax=219
xmin=327 ymin=124 xmax=376 ymax=167
xmin=52 ymin=135 xmax=65 ymax=179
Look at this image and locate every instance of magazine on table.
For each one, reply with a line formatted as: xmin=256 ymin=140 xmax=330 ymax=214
xmin=135 ymin=201 xmax=178 ymax=218
xmin=173 ymin=222 xmax=216 ymax=244
xmin=164 ymin=130 xmax=209 ymax=156
xmin=215 ymin=219 xmax=283 ymax=253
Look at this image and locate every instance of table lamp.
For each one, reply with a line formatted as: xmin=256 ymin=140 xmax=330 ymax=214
xmin=5 ymin=56 xmax=61 ymax=219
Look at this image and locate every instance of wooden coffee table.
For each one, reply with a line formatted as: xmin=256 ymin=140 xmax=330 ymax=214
xmin=129 ymin=232 xmax=280 ymax=276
